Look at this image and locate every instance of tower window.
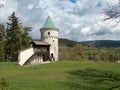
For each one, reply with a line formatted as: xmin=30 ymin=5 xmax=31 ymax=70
xmin=48 ymin=32 xmax=50 ymax=35
xmin=53 ymin=40 xmax=54 ymax=42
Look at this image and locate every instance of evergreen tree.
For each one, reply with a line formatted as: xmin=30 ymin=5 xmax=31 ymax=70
xmin=20 ymin=26 xmax=32 ymax=49
xmin=0 ymin=24 xmax=5 ymax=61
xmin=5 ymin=12 xmax=32 ymax=62
xmin=5 ymin=12 xmax=22 ymax=61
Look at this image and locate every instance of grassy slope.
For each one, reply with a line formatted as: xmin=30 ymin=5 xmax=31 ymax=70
xmin=0 ymin=61 xmax=120 ymax=90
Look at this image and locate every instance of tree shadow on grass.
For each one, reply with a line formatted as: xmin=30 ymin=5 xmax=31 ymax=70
xmin=63 ymin=68 xmax=120 ymax=90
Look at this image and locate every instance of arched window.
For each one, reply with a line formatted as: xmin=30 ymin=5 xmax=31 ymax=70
xmin=48 ymin=32 xmax=50 ymax=35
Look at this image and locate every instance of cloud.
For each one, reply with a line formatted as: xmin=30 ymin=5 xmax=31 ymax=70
xmin=0 ymin=0 xmax=120 ymax=41
xmin=0 ymin=0 xmax=18 ymax=22
xmin=81 ymin=27 xmax=91 ymax=35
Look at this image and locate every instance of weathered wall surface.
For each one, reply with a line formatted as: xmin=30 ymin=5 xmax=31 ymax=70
xmin=41 ymin=29 xmax=58 ymax=61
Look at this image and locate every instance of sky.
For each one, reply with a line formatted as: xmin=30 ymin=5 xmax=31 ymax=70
xmin=0 ymin=0 xmax=120 ymax=41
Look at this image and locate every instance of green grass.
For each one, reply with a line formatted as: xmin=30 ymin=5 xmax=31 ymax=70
xmin=0 ymin=61 xmax=120 ymax=90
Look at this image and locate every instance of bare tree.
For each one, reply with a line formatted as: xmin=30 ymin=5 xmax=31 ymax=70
xmin=103 ymin=0 xmax=120 ymax=25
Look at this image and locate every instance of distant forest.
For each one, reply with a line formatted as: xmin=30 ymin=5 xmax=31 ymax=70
xmin=59 ymin=38 xmax=120 ymax=48
xmin=59 ymin=38 xmax=120 ymax=62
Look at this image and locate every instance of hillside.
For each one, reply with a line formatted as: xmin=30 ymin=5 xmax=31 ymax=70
xmin=59 ymin=38 xmax=120 ymax=47
xmin=81 ymin=40 xmax=120 ymax=47
xmin=59 ymin=38 xmax=80 ymax=47
xmin=0 ymin=62 xmax=120 ymax=90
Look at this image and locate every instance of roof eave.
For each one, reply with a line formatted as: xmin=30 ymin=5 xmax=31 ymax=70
xmin=40 ymin=28 xmax=59 ymax=31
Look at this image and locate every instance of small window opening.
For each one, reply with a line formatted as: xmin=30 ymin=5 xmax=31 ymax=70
xmin=48 ymin=32 xmax=50 ymax=35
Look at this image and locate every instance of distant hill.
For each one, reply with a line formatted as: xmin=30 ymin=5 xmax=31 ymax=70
xmin=59 ymin=38 xmax=80 ymax=47
xmin=81 ymin=40 xmax=120 ymax=47
xmin=59 ymin=38 xmax=120 ymax=47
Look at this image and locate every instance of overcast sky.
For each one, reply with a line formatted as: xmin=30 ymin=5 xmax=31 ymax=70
xmin=0 ymin=0 xmax=120 ymax=41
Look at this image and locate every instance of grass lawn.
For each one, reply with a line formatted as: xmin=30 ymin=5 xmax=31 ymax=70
xmin=0 ymin=61 xmax=120 ymax=90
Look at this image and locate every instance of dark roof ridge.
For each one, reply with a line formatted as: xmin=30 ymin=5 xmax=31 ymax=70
xmin=32 ymin=40 xmax=50 ymax=46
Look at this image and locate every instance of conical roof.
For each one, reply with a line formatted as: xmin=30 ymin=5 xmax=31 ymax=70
xmin=42 ymin=16 xmax=57 ymax=29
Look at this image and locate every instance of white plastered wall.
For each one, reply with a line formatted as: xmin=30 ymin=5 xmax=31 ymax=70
xmin=18 ymin=48 xmax=34 ymax=66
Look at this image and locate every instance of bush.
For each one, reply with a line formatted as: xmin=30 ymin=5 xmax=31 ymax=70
xmin=0 ymin=78 xmax=9 ymax=90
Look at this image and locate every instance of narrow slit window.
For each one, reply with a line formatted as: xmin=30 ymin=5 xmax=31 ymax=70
xmin=48 ymin=32 xmax=50 ymax=35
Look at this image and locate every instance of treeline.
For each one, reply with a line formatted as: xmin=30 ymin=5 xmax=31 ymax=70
xmin=0 ymin=12 xmax=32 ymax=62
xmin=59 ymin=44 xmax=86 ymax=61
xmin=59 ymin=44 xmax=120 ymax=62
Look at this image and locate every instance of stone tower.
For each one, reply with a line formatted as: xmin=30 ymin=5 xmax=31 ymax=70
xmin=40 ymin=16 xmax=59 ymax=61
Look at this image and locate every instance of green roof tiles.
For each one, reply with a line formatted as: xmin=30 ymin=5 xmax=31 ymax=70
xmin=42 ymin=16 xmax=57 ymax=29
